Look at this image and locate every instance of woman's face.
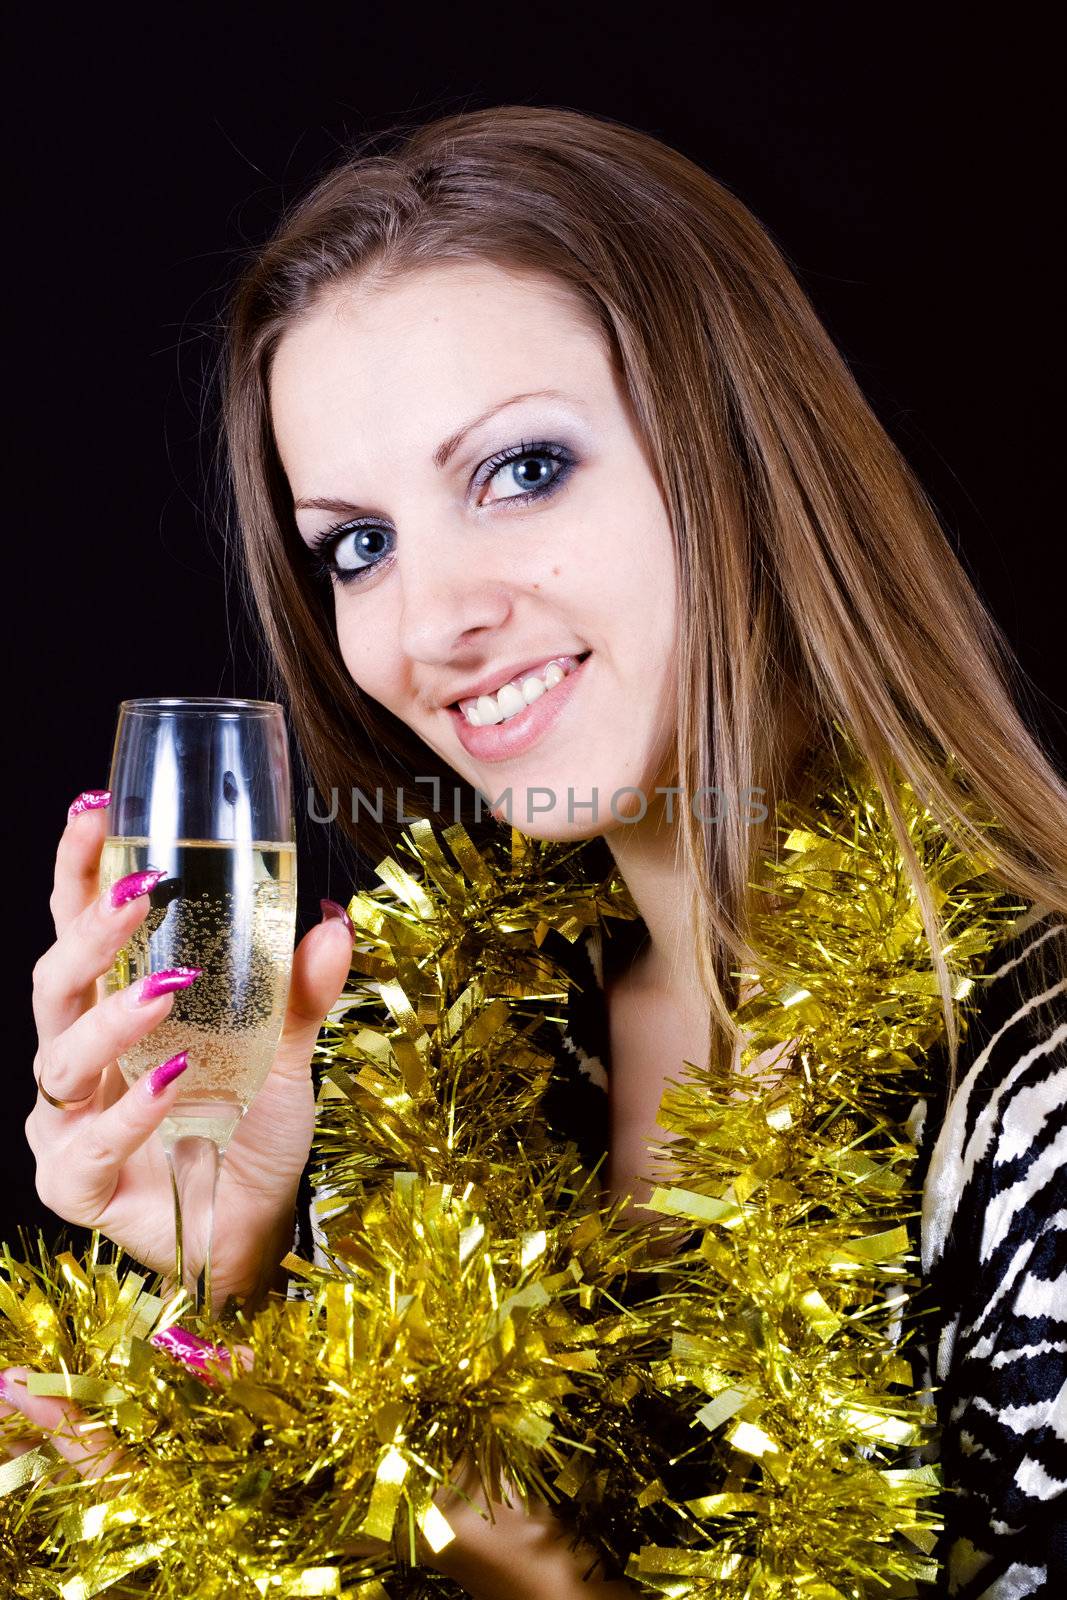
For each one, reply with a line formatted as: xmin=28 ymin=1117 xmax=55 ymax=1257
xmin=270 ymin=259 xmax=679 ymax=840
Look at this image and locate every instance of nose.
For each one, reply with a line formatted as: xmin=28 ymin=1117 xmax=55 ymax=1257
xmin=396 ymin=526 xmax=515 ymax=669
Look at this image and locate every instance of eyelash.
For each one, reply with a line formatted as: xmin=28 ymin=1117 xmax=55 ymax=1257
xmin=305 ymin=439 xmax=574 ymax=587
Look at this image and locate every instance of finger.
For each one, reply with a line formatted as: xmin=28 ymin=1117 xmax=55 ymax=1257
xmin=0 ymin=1369 xmax=125 ymax=1481
xmin=31 ymin=962 xmax=199 ymax=1119
xmin=267 ymin=902 xmax=355 ymax=1087
xmin=28 ymin=1050 xmax=190 ymax=1222
xmin=50 ymin=791 xmax=112 ymax=937
xmin=149 ymin=1328 xmax=255 ymax=1382
xmin=32 ymin=866 xmax=170 ymax=1054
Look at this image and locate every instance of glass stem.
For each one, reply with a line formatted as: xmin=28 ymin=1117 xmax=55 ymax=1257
xmin=162 ymin=1131 xmax=225 ymax=1320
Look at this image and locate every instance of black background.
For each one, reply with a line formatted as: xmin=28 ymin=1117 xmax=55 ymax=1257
xmin=6 ymin=9 xmax=1063 ymax=1245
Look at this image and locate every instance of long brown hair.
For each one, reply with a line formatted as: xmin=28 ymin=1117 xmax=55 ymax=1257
xmin=218 ymin=103 xmax=1067 ymax=1084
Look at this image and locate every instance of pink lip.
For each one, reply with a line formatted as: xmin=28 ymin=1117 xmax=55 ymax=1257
xmin=447 ymin=652 xmax=591 ymax=763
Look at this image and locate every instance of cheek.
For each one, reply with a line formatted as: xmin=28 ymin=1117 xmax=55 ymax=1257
xmin=335 ymin=611 xmax=396 ymax=702
xmin=600 ymin=529 xmax=678 ymax=660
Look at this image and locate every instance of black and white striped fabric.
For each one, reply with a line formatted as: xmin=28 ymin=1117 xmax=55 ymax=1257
xmin=916 ymin=910 xmax=1067 ymax=1595
xmin=542 ymin=908 xmax=1067 ymax=1597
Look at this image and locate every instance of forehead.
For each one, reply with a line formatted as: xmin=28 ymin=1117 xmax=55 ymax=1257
xmin=268 ymin=261 xmax=607 ymax=472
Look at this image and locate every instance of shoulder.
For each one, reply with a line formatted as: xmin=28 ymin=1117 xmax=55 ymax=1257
xmin=922 ymin=908 xmax=1067 ymax=1277
xmin=919 ymin=908 xmax=1067 ymax=1595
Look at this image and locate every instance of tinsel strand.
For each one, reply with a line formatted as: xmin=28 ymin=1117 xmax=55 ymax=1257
xmin=1 ymin=735 xmax=1026 ymax=1598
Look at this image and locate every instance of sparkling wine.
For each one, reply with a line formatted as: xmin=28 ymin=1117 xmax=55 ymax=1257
xmin=99 ymin=837 xmax=297 ymax=1147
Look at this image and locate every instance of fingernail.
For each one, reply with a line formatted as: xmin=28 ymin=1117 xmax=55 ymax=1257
xmin=147 ymin=1049 xmax=189 ymax=1096
xmin=108 ymin=868 xmax=167 ymax=910
xmin=0 ymin=1369 xmax=24 ymax=1402
xmin=67 ymin=790 xmax=112 ymax=823
xmin=320 ymin=898 xmax=355 ymax=938
xmin=150 ymin=1326 xmax=229 ymax=1384
xmin=128 ymin=967 xmax=202 ymax=1006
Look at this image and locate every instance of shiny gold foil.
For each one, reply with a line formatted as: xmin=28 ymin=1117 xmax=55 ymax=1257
xmin=1 ymin=734 xmax=1027 ymax=1596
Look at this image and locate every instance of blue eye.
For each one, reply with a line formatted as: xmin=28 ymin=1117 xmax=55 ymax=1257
xmin=306 ymin=440 xmax=573 ymax=588
xmin=309 ymin=521 xmax=392 ymax=584
xmin=479 ymin=440 xmax=572 ymax=502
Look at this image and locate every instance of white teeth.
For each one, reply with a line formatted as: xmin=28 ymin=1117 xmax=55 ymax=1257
xmin=495 ymin=683 xmax=526 ymax=717
xmin=457 ymin=653 xmax=585 ymax=728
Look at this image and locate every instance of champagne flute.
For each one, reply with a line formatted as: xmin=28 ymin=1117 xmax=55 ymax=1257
xmin=96 ymin=697 xmax=298 ymax=1318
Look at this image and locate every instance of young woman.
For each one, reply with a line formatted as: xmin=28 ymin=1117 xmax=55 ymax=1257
xmin=7 ymin=106 xmax=1066 ymax=1598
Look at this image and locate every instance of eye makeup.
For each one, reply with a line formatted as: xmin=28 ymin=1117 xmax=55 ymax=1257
xmin=304 ymin=438 xmax=576 ymax=587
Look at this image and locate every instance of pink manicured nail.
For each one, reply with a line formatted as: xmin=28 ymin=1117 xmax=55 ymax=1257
xmin=0 ymin=1370 xmax=25 ymax=1403
xmin=150 ymin=1326 xmax=230 ymax=1383
xmin=320 ymin=898 xmax=355 ymax=937
xmin=108 ymin=868 xmax=167 ymax=909
xmin=129 ymin=967 xmax=202 ymax=1006
xmin=147 ymin=1050 xmax=189 ymax=1096
xmin=67 ymin=790 xmax=112 ymax=823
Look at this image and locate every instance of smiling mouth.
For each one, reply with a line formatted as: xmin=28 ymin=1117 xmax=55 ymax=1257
xmin=447 ymin=650 xmax=592 ymax=721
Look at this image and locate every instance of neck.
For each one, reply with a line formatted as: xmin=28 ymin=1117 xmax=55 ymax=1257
xmin=603 ymin=704 xmax=818 ymax=1003
xmin=603 ymin=807 xmax=700 ymax=998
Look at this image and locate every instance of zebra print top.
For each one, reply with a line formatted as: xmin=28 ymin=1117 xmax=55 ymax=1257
xmin=294 ymin=907 xmax=1067 ymax=1596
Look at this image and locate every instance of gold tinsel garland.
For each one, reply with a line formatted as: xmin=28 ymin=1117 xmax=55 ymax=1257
xmin=0 ymin=733 xmax=1028 ymax=1598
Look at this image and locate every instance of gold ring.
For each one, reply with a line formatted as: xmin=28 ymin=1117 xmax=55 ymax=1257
xmin=34 ymin=1066 xmax=96 ymax=1111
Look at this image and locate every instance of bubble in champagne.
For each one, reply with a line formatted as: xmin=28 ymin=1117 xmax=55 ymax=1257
xmin=99 ymin=838 xmax=297 ymax=1145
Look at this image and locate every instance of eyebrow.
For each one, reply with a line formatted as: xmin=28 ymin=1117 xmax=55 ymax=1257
xmin=293 ymin=387 xmax=578 ymax=513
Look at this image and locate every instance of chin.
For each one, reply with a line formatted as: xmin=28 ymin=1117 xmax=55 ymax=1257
xmin=473 ymin=770 xmax=656 ymax=843
xmin=501 ymin=813 xmax=606 ymax=845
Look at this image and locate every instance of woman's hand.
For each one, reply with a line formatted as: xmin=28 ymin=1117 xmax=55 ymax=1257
xmin=0 ymin=1366 xmax=126 ymax=1486
xmin=25 ymin=792 xmax=356 ymax=1306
